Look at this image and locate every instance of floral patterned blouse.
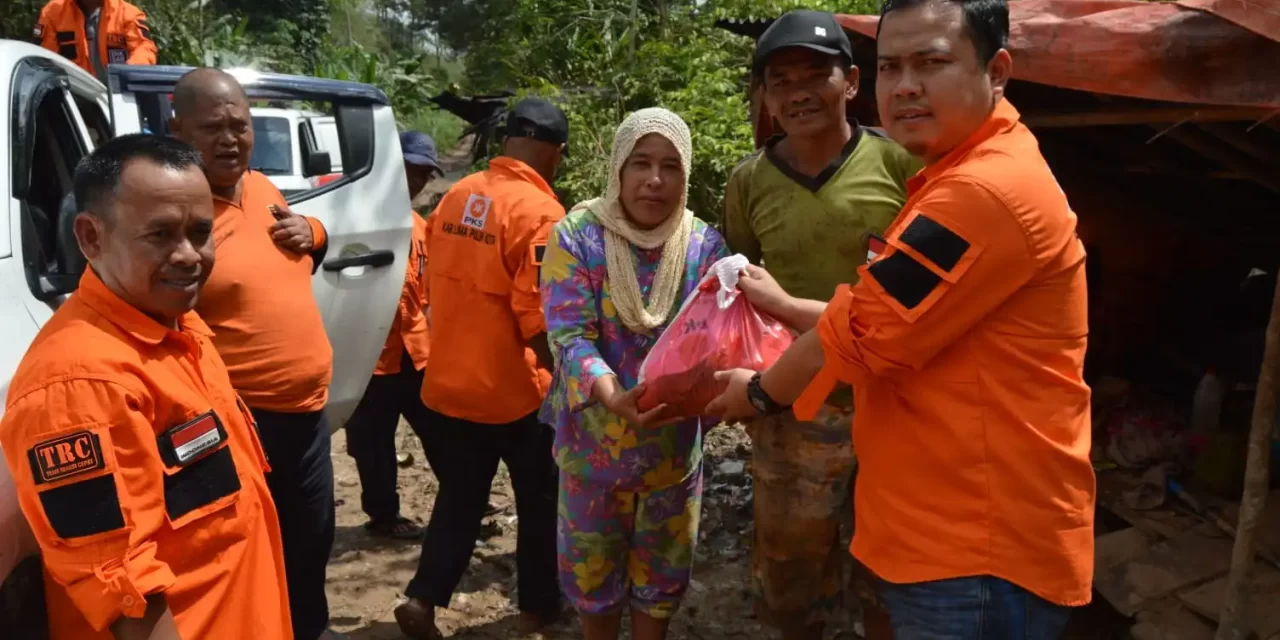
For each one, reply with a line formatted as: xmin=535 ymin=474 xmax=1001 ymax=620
xmin=539 ymin=208 xmax=728 ymax=492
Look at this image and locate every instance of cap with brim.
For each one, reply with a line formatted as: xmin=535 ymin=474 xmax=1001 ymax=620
xmin=505 ymin=97 xmax=570 ymax=152
xmin=753 ymin=10 xmax=854 ymax=73
xmin=400 ymin=130 xmax=441 ymax=171
xmin=404 ymin=153 xmax=440 ymax=170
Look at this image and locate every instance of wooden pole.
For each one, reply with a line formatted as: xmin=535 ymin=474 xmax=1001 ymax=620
xmin=1214 ymin=273 xmax=1280 ymax=640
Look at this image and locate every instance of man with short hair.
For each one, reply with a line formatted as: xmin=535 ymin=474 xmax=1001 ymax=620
xmin=170 ymin=67 xmax=343 ymax=640
xmin=0 ymin=134 xmax=291 ymax=640
xmin=709 ymin=0 xmax=1094 ymax=637
xmin=33 ymin=0 xmax=156 ymax=82
xmin=719 ymin=10 xmax=919 ymax=639
xmin=394 ymin=98 xmax=567 ymax=640
xmin=344 ymin=131 xmax=442 ymax=540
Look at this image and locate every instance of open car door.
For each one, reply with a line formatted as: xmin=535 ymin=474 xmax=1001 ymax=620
xmin=106 ymin=65 xmax=413 ymax=429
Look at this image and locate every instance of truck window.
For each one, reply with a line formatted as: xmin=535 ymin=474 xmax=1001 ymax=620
xmin=251 ymin=116 xmax=294 ymax=176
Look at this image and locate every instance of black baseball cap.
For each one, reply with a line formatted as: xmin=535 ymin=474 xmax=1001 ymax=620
xmin=753 ymin=10 xmax=854 ymax=73
xmin=504 ymin=97 xmax=569 ymax=150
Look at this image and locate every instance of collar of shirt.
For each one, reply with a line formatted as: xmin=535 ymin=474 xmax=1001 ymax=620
xmin=907 ymin=98 xmax=1021 ymax=196
xmin=76 ymin=268 xmax=213 ymax=345
xmin=489 ymin=156 xmax=556 ymax=198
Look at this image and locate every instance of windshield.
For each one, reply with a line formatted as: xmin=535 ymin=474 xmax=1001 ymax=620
xmin=250 ymin=116 xmax=293 ymax=175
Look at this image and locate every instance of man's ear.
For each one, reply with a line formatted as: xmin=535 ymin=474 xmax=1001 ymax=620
xmin=988 ymin=48 xmax=1013 ymax=102
xmin=73 ymin=212 xmax=105 ymax=263
xmin=844 ymin=65 xmax=861 ymax=101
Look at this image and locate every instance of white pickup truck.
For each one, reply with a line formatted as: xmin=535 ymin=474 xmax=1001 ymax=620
xmin=0 ymin=41 xmax=414 ymax=635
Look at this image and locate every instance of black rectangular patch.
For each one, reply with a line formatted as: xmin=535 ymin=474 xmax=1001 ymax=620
xmin=107 ymin=47 xmax=127 ymax=64
xmin=39 ymin=474 xmax=125 ymax=539
xmin=163 ymin=446 xmax=240 ymax=521
xmin=868 ymin=250 xmax=942 ymax=310
xmin=55 ymin=31 xmax=75 ymax=43
xmin=28 ymin=430 xmax=105 ymax=485
xmin=533 ymin=244 xmax=546 ymax=265
xmin=58 ymin=44 xmax=77 ymax=60
xmin=899 ymin=215 xmax=971 ymax=272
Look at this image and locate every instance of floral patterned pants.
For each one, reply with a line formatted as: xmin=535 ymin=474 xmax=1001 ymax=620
xmin=556 ymin=465 xmax=703 ymax=618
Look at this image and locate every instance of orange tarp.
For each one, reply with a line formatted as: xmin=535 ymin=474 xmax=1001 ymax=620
xmin=837 ymin=0 xmax=1280 ymax=109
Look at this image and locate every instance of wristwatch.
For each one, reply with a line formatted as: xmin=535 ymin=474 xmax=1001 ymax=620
xmin=746 ymin=371 xmax=790 ymax=416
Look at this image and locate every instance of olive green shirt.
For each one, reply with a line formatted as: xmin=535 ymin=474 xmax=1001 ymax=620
xmin=720 ymin=126 xmax=921 ymax=406
xmin=721 ymin=126 xmax=921 ymax=302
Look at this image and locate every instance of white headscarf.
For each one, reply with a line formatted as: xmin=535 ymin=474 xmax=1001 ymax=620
xmin=571 ymin=107 xmax=695 ymax=334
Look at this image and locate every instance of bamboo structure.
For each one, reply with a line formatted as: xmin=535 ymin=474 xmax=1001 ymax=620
xmin=1214 ymin=271 xmax=1280 ymax=640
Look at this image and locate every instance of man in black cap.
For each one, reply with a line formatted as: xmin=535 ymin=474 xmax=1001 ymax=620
xmin=718 ymin=10 xmax=921 ymax=640
xmin=394 ymin=98 xmax=567 ymax=640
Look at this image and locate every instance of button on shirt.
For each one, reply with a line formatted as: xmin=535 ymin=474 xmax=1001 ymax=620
xmin=422 ymin=156 xmax=565 ymax=424
xmin=801 ymin=99 xmax=1095 ymax=606
xmin=201 ymin=171 xmax=333 ymax=413
xmin=0 ymin=269 xmax=292 ymax=639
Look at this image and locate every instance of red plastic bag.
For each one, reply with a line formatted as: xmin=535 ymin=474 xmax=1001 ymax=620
xmin=637 ymin=255 xmax=795 ymax=419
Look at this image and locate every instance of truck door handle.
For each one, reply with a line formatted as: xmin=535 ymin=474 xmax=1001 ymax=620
xmin=322 ymin=250 xmax=395 ymax=272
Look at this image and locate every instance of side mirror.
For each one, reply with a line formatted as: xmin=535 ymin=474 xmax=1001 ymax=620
xmin=302 ymin=149 xmax=332 ymax=178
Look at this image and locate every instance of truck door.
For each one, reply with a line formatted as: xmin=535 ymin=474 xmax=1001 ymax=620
xmin=106 ymin=65 xmax=414 ymax=429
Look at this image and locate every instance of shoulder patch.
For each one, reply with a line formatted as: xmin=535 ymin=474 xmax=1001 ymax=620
xmin=867 ymin=250 xmax=941 ymax=311
xmin=898 ymin=215 xmax=971 ymax=272
xmin=462 ymin=194 xmax=493 ymax=230
xmin=32 ymin=23 xmax=44 ymax=39
xmin=28 ymin=431 xmax=105 ymax=485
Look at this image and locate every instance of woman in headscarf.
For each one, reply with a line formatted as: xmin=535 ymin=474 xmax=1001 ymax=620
xmin=539 ymin=108 xmax=728 ymax=639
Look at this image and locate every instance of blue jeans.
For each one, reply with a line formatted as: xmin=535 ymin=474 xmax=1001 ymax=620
xmin=875 ymin=575 xmax=1072 ymax=640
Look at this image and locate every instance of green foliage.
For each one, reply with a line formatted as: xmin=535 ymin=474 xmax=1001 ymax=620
xmin=453 ymin=1 xmax=757 ymax=221
xmin=0 ymin=0 xmax=45 ymax=41
xmin=706 ymin=0 xmax=880 ymax=20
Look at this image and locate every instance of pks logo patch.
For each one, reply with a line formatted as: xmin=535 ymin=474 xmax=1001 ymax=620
xmin=461 ymin=194 xmax=492 ymax=231
xmin=28 ymin=431 xmax=105 ymax=485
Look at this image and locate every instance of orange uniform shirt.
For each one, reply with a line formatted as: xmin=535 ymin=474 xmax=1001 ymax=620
xmin=34 ymin=0 xmax=156 ymax=78
xmin=374 ymin=212 xmax=431 ymax=375
xmin=801 ymin=99 xmax=1095 ymax=606
xmin=201 ymin=171 xmax=333 ymax=413
xmin=0 ymin=269 xmax=291 ymax=639
xmin=422 ymin=156 xmax=564 ymax=424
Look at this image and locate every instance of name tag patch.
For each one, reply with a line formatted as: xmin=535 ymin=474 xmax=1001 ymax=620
xmin=28 ymin=431 xmax=105 ymax=485
xmin=461 ymin=194 xmax=492 ymax=230
xmin=107 ymin=47 xmax=128 ymax=64
xmin=159 ymin=411 xmax=227 ymax=467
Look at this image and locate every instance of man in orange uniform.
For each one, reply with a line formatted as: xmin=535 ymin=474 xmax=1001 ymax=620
xmin=33 ymin=0 xmax=157 ymax=82
xmin=345 ymin=131 xmax=441 ymax=540
xmin=394 ymin=98 xmax=567 ymax=640
xmin=0 ymin=134 xmax=291 ymax=640
xmin=169 ymin=68 xmax=342 ymax=640
xmin=709 ymin=0 xmax=1094 ymax=637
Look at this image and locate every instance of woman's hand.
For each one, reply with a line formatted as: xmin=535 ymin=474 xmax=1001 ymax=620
xmin=593 ymin=375 xmax=670 ymax=428
xmin=737 ymin=264 xmax=794 ymax=320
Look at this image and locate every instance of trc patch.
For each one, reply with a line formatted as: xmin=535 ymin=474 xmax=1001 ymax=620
xmin=28 ymin=431 xmax=105 ymax=485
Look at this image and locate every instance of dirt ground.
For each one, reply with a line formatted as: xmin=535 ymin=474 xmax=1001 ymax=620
xmin=327 ymin=422 xmax=788 ymax=639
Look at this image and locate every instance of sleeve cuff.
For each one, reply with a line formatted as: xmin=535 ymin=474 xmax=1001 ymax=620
xmin=568 ymin=357 xmax=614 ymax=411
xmin=69 ymin=541 xmax=176 ymax=631
xmin=517 ymin=310 xmax=546 ymax=341
xmin=306 ymin=216 xmax=328 ymax=250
